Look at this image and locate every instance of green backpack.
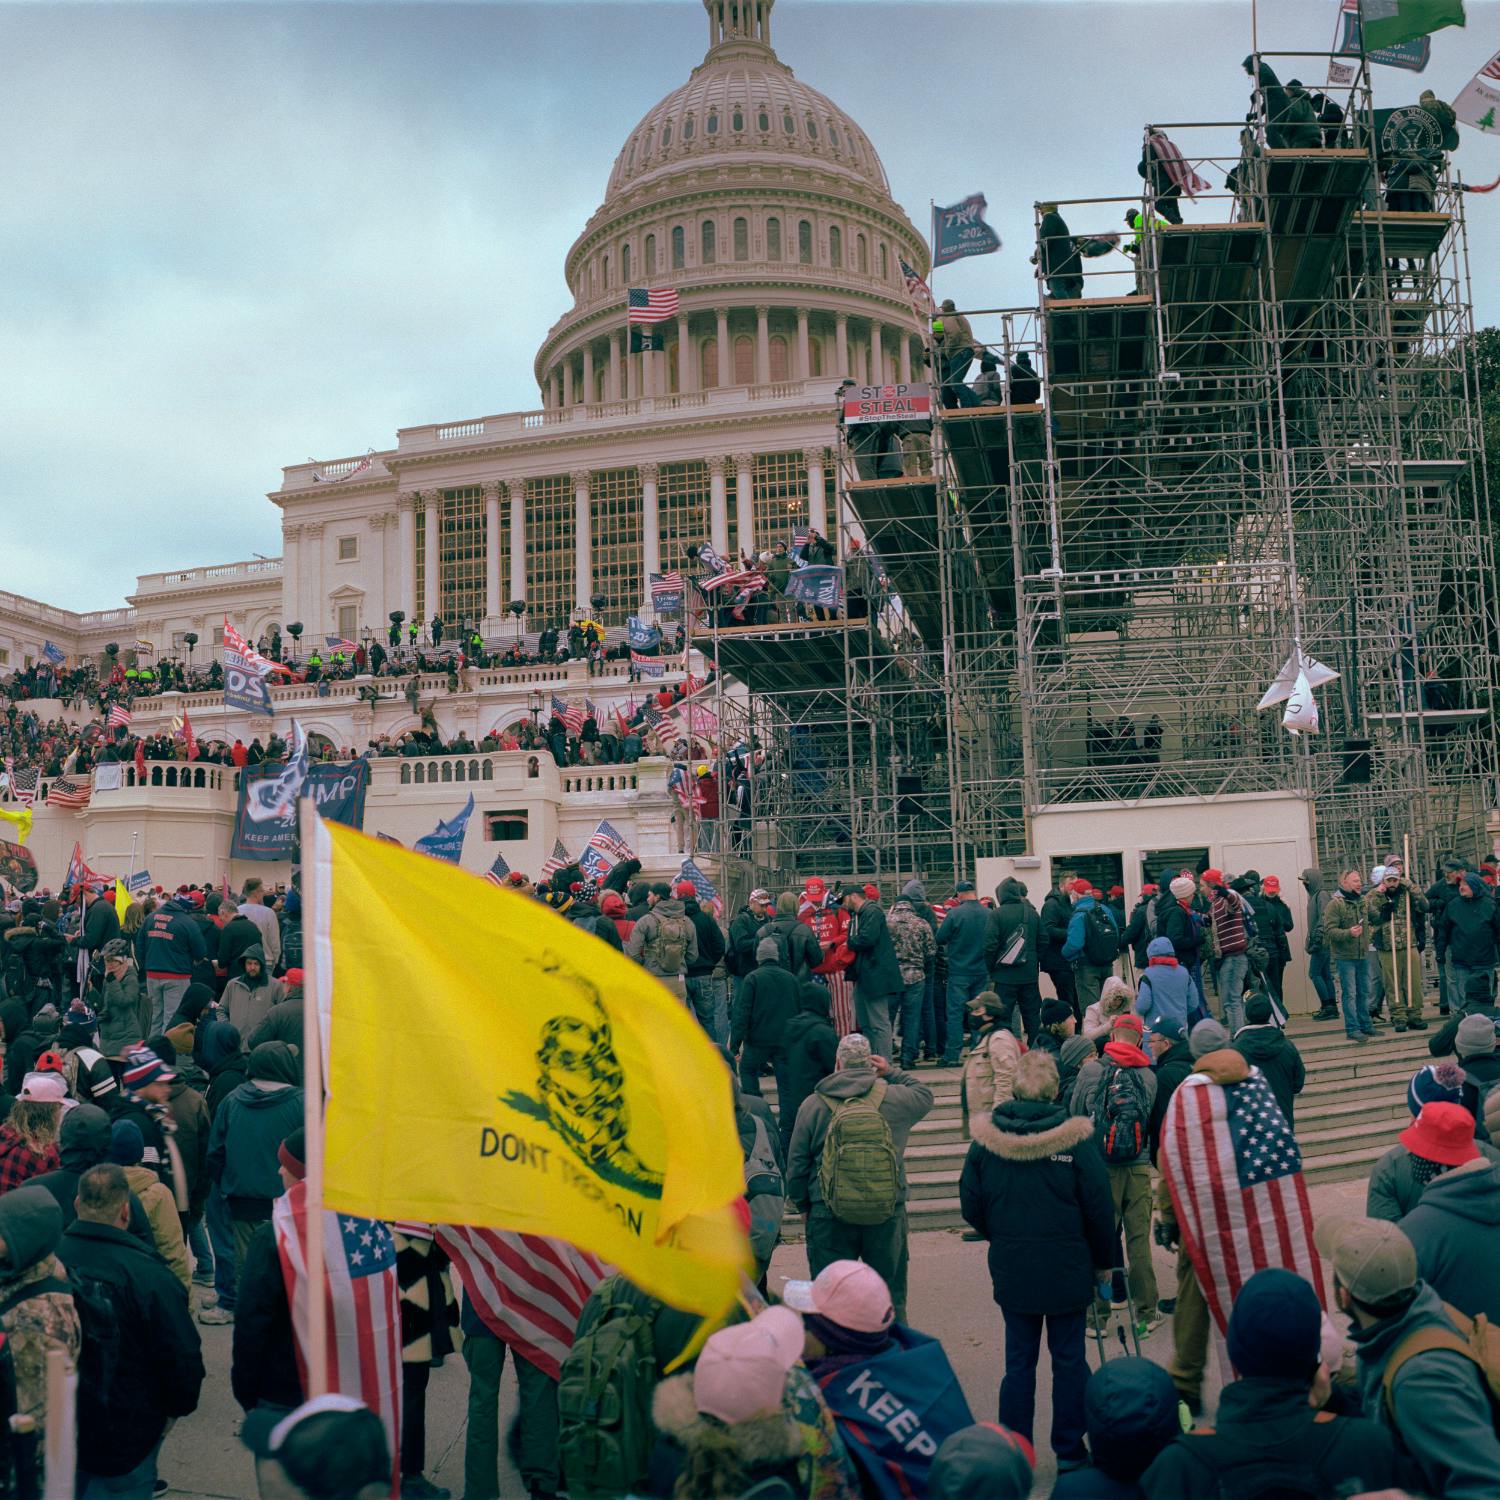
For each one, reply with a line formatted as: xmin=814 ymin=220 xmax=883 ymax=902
xmin=818 ymin=1080 xmax=900 ymax=1226
xmin=557 ymin=1278 xmax=658 ymax=1500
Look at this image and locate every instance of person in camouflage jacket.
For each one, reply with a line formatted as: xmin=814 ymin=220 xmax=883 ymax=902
xmin=889 ymin=890 xmax=938 ymax=1068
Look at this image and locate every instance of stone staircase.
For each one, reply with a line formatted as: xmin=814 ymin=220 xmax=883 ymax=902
xmin=770 ymin=1016 xmax=1437 ymax=1236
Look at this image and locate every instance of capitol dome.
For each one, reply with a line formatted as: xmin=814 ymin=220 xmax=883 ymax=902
xmin=534 ymin=0 xmax=928 ymax=407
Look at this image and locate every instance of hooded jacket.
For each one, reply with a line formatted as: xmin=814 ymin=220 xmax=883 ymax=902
xmin=1398 ymin=1158 xmax=1500 ymax=1323
xmin=1232 ymin=1025 xmax=1306 ymax=1127
xmin=0 ymin=1187 xmax=81 ymax=1436
xmin=1367 ymin=1138 xmax=1500 ymax=1221
xmin=785 ymin=1063 xmax=933 ymax=1213
xmin=98 ymin=967 xmax=146 ymax=1057
xmin=758 ymin=910 xmax=824 ymax=981
xmin=1322 ymin=886 xmax=1370 ymax=962
xmin=729 ymin=955 xmax=801 ymax=1051
xmin=1135 ymin=956 xmax=1194 ymax=1037
xmin=216 ymin=912 xmax=262 ymax=978
xmin=963 ymin=1023 xmax=1023 ymax=1129
xmin=1435 ymin=876 xmax=1500 ymax=968
xmin=1062 ymin=893 xmax=1118 ymax=966
xmin=244 ymin=995 xmax=304 ymax=1053
xmin=1301 ymin=868 xmax=1331 ymax=954
xmin=779 ymin=984 xmax=839 ymax=1144
xmin=120 ymin=1162 xmax=191 ymax=1289
xmin=936 ymin=898 xmax=989 ymax=976
xmin=3 ymin=1004 xmax=58 ymax=1097
xmin=680 ymin=897 xmax=724 ymax=977
xmin=1039 ymin=886 xmax=1073 ymax=969
xmin=1148 ymin=1038 xmax=1195 ymax=1167
xmin=1070 ymin=1039 xmax=1158 ymax=1164
xmin=845 ymin=902 xmax=902 ymax=996
xmin=1153 ymin=876 xmax=1202 ymax=968
xmin=27 ymin=1105 xmax=154 ymax=1247
xmin=567 ymin=896 xmax=623 ymax=951
xmin=985 ymin=879 xmax=1040 ymax=982
xmin=203 ymin=1021 xmax=249 ymax=1118
xmin=626 ymin=898 xmax=699 ymax=978
xmin=887 ymin=898 xmax=937 ymax=984
xmin=141 ymin=899 xmax=207 ymax=978
xmin=1350 ymin=1280 xmax=1500 ymax=1500
xmin=1052 ymin=1357 xmax=1179 ymax=1498
xmin=220 ymin=945 xmax=287 ymax=1041
xmin=206 ymin=1041 xmax=304 ymax=1218
xmin=960 ymin=1097 xmax=1115 ymax=1316
xmin=167 ymin=1077 xmax=211 ymax=1216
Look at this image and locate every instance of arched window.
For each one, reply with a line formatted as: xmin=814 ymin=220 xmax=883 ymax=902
xmin=766 ymin=217 xmax=781 ymax=260
xmin=809 ymin=338 xmax=824 ymax=377
xmin=798 ymin=219 xmax=813 ymax=264
xmin=701 ymin=219 xmax=716 ymax=264
xmin=672 ymin=225 xmax=685 ymax=269
xmin=627 ymin=139 xmax=637 ymax=167
xmin=783 ymin=111 xmax=795 ymax=134
xmin=879 ymin=243 xmax=888 ymax=280
xmin=733 ymin=216 xmax=749 ymax=261
xmin=661 ymin=121 xmax=672 ymax=147
xmin=732 ymin=107 xmax=744 ymax=131
xmin=733 ymin=334 xmax=755 ymax=385
xmin=707 ymin=110 xmax=719 ymax=136
xmin=828 ymin=125 xmax=841 ymax=149
xmin=829 ymin=226 xmax=843 ymax=268
xmin=602 ymin=254 xmax=611 ymax=288
xmin=701 ymin=338 xmax=719 ymax=388
xmin=806 ymin=116 xmax=818 ymax=140
xmin=682 ymin=114 xmax=695 ymax=141
xmin=621 ymin=243 xmax=631 ymax=283
xmin=769 ymin=334 xmax=790 ymax=382
xmin=856 ymin=234 xmax=868 ymax=273
xmin=645 ymin=233 xmax=657 ymax=273
xmin=758 ymin=108 xmax=770 ymax=132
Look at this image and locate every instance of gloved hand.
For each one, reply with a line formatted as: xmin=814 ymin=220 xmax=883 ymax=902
xmin=1097 ymin=1278 xmax=1113 ymax=1302
xmin=1154 ymin=1218 xmax=1179 ymax=1252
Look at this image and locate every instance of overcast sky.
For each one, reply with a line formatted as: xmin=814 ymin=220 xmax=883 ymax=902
xmin=3 ymin=0 xmax=1497 ymax=609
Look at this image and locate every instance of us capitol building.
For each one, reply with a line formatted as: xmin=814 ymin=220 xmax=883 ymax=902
xmin=1 ymin=0 xmax=929 ymax=889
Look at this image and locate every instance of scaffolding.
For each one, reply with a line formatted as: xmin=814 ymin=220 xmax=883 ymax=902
xmin=705 ymin=41 xmax=1496 ymax=896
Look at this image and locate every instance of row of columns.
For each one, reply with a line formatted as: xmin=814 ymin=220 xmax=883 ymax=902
xmin=545 ymin=309 xmax=918 ymax=408
xmin=390 ymin=448 xmax=831 ymax=623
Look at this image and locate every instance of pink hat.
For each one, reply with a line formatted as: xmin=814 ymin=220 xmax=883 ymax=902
xmin=693 ymin=1306 xmax=803 ymax=1423
xmin=782 ymin=1260 xmax=894 ymax=1334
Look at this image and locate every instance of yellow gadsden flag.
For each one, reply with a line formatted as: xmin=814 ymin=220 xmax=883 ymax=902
xmin=0 ymin=806 xmax=33 ymax=846
xmin=310 ymin=817 xmax=750 ymax=1318
xmin=113 ymin=878 xmax=133 ymax=924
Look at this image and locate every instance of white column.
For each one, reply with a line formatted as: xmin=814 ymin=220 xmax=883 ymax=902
xmin=807 ymin=450 xmax=827 ymax=535
xmin=899 ymin=334 xmax=913 ymax=384
xmin=609 ymin=335 xmax=622 ymax=401
xmin=573 ymin=469 xmax=592 ymax=611
xmin=422 ymin=496 xmax=439 ymax=625
xmin=484 ymin=482 xmax=502 ymax=622
xmin=581 ymin=343 xmax=595 ymax=405
xmin=281 ymin=523 xmax=301 ymax=630
xmin=871 ymin=323 xmax=885 ymax=385
xmin=734 ymin=451 xmax=754 ymax=558
xmin=562 ymin=359 xmax=574 ymax=407
xmin=796 ymin=308 xmax=810 ymax=379
xmin=755 ymin=305 xmax=770 ymax=385
xmin=509 ymin=480 xmax=526 ymax=605
xmin=548 ymin=370 xmax=560 ymax=408
xmin=641 ymin=461 xmax=661 ymax=593
xmin=626 ymin=343 xmax=638 ymax=401
xmin=716 ymin=308 xmax=732 ymax=388
xmin=676 ymin=313 xmax=692 ymax=392
xmin=303 ymin=522 xmax=324 ymax=631
xmin=835 ymin=314 xmax=849 ymax=376
xmin=397 ymin=495 xmax=416 ymax=623
xmin=709 ymin=456 xmax=729 ymax=557
xmin=366 ymin=514 xmax=388 ymax=625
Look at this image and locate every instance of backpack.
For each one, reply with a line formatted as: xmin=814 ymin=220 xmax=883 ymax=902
xmin=1167 ymin=1413 xmax=1347 ymax=1499
xmin=1091 ymin=1058 xmax=1150 ymax=1164
xmin=743 ymin=1112 xmax=786 ymax=1267
xmin=61 ymin=1045 xmax=108 ymax=1103
xmin=557 ymin=1279 xmax=659 ymax=1500
xmin=1382 ymin=1302 xmax=1500 ymax=1427
xmin=1144 ymin=902 xmax=1159 ymax=940
xmin=758 ymin=923 xmax=793 ymax=971
xmin=818 ymin=1080 xmax=900 ymax=1226
xmin=1082 ymin=905 xmax=1119 ymax=966
xmin=0 ymin=1269 xmax=122 ymax=1454
xmin=643 ymin=912 xmax=691 ymax=976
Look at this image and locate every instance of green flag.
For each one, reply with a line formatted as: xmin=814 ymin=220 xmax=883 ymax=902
xmin=1361 ymin=0 xmax=1466 ymax=52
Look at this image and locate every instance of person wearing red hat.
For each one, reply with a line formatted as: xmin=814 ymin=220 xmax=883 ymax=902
xmin=1258 ymin=876 xmax=1294 ymax=1006
xmin=1201 ymin=870 xmax=1252 ymax=1035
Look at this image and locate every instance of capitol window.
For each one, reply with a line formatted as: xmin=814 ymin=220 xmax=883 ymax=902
xmin=766 ymin=217 xmax=781 ymax=260
xmin=733 ymin=217 xmax=749 ymax=262
xmin=879 ymin=243 xmax=889 ymax=279
xmin=701 ymin=338 xmax=719 ymax=388
xmin=701 ymin=219 xmax=716 ymax=264
xmin=661 ymin=122 xmax=672 ymax=147
xmin=645 ymin=233 xmax=657 ymax=273
xmin=758 ymin=108 xmax=770 ymax=132
xmin=707 ymin=110 xmax=719 ymax=136
xmin=622 ymin=243 xmax=631 ymax=283
xmin=829 ymin=225 xmax=842 ymax=268
xmin=732 ymin=108 xmax=744 ymax=131
xmin=798 ymin=219 xmax=812 ymax=263
xmin=783 ymin=112 xmax=795 ymax=134
xmin=602 ymin=254 xmax=611 ymax=289
xmin=857 ymin=234 xmax=868 ymax=274
xmin=806 ymin=117 xmax=818 ymax=140
xmin=683 ymin=114 xmax=695 ymax=141
xmin=770 ymin=334 xmax=790 ymax=382
xmin=336 ymin=535 xmax=357 ymax=562
xmin=733 ymin=335 xmax=754 ymax=385
xmin=484 ymin=811 xmax=528 ymax=843
xmin=829 ymin=124 xmax=840 ymax=149
xmin=672 ymin=225 xmax=685 ymax=269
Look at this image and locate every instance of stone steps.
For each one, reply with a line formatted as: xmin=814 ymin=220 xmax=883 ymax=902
xmin=769 ymin=1015 xmax=1439 ymax=1238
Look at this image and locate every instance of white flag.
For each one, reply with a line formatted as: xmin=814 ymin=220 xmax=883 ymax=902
xmin=1456 ymin=48 xmax=1500 ymax=133
xmin=1283 ymin=671 xmax=1321 ymax=735
xmin=1259 ymin=652 xmax=1340 ymax=711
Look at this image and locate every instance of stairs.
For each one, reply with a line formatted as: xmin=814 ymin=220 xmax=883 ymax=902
xmin=769 ymin=1016 xmax=1438 ymax=1237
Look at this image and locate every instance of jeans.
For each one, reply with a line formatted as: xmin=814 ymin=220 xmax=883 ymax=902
xmin=205 ymin=1182 xmax=237 ymax=1310
xmin=999 ymin=1307 xmax=1089 ymax=1461
xmin=1308 ymin=949 xmax=1336 ymax=1009
xmin=78 ymin=1441 xmax=162 ymax=1500
xmin=462 ymin=1336 xmax=559 ymax=1497
xmin=145 ymin=975 xmax=189 ymax=1036
xmin=855 ymin=987 xmax=895 ymax=1062
xmin=807 ymin=1204 xmax=909 ymax=1321
xmin=898 ymin=980 xmax=927 ymax=1067
xmin=686 ymin=975 xmax=726 ymax=1043
xmin=402 ymin=1361 xmax=431 ymax=1476
xmin=1336 ymin=957 xmax=1373 ymax=1038
xmin=1450 ymin=962 xmax=1495 ymax=1012
xmin=1042 ymin=964 xmax=1078 ymax=1020
xmin=995 ymin=978 xmax=1042 ymax=1043
xmin=739 ymin=1043 xmax=791 ymax=1129
xmin=1216 ymin=953 xmax=1249 ymax=1034
xmin=942 ymin=971 xmax=988 ymax=1063
xmin=187 ymin=1213 xmax=213 ymax=1282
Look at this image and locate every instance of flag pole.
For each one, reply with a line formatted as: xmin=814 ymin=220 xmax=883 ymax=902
xmin=298 ymin=794 xmax=330 ymax=1396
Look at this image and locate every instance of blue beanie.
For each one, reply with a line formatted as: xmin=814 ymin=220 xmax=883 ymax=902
xmin=1226 ymin=1268 xmax=1321 ymax=1379
xmin=108 ymin=1119 xmax=145 ymax=1167
xmin=1146 ymin=936 xmax=1176 ymax=959
xmin=1408 ymin=1060 xmax=1465 ymax=1117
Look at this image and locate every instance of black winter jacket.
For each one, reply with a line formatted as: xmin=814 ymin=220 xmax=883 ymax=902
xmin=985 ymin=883 xmax=1040 ymax=982
xmin=1039 ymin=889 xmax=1072 ymax=969
xmin=682 ymin=898 xmax=725 ymax=978
xmin=1232 ymin=1026 xmax=1306 ymax=1127
xmin=730 ymin=961 xmax=802 ymax=1051
xmin=960 ymin=1098 xmax=1115 ymax=1316
xmin=232 ymin=1220 xmax=302 ymax=1413
xmin=59 ymin=1219 xmax=205 ymax=1476
xmin=1148 ymin=1039 xmax=1195 ymax=1167
xmin=756 ymin=914 xmax=823 ymax=981
xmin=846 ymin=903 xmax=902 ymax=996
xmin=1435 ymin=884 xmax=1500 ymax=968
xmin=726 ymin=907 xmax=763 ymax=977
xmin=1153 ymin=891 xmax=1202 ymax=968
xmin=778 ymin=984 xmax=839 ymax=1135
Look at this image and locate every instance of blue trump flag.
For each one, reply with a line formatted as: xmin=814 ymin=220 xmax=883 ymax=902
xmin=627 ymin=615 xmax=662 ymax=651
xmin=40 ymin=641 xmax=66 ymax=666
xmin=932 ymin=192 xmax=1001 ymax=267
xmin=813 ymin=1325 xmax=974 ymax=1500
xmin=785 ymin=565 xmax=844 ymax=610
xmin=413 ymin=793 xmax=475 ymax=865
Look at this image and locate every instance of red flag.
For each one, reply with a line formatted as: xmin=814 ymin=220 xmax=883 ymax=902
xmin=178 ymin=711 xmax=199 ymax=762
xmin=433 ymin=1227 xmax=606 ymax=1379
xmin=133 ymin=740 xmax=146 ymax=782
xmin=273 ymin=1182 xmax=402 ymax=1477
xmin=1160 ymin=1062 xmax=1325 ymax=1335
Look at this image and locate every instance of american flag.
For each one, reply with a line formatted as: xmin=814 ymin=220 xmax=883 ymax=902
xmin=134 ymin=639 xmax=154 ymax=657
xmin=538 ymin=837 xmax=571 ymax=882
xmin=666 ymin=764 xmax=690 ymax=808
xmin=626 ymin=287 xmax=680 ymax=323
xmin=678 ymin=856 xmax=722 ymax=916
xmin=551 ymin=694 xmax=584 ymax=734
xmin=106 ymin=705 xmax=133 ymax=731
xmin=274 ymin=1183 xmax=402 ymax=1470
xmin=434 ymin=1227 xmax=607 ymax=1380
xmin=826 ymin=971 xmax=856 ymax=1037
xmin=1144 ymin=130 xmax=1211 ymax=199
xmin=702 ymin=567 xmax=768 ymax=595
xmin=631 ymin=651 xmax=665 ymax=679
xmin=9 ymin=767 xmax=39 ymax=807
xmin=584 ymin=698 xmax=599 ymax=725
xmin=651 ymin=572 xmax=686 ymax=607
xmin=46 ymin=775 xmax=92 ymax=811
xmin=900 ymin=257 xmax=935 ymax=320
xmin=1161 ymin=1066 xmax=1324 ymax=1336
xmin=224 ymin=616 xmax=290 ymax=677
xmin=483 ymin=851 xmax=511 ymax=886
xmin=585 ymin=819 xmax=634 ymax=868
xmin=642 ymin=701 xmax=665 ymax=728
xmin=325 ymin=635 xmax=358 ymax=654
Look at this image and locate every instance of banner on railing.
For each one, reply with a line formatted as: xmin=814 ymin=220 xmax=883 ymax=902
xmin=92 ymin=763 xmax=124 ymax=792
xmin=230 ymin=759 xmax=368 ymax=861
xmin=841 ymin=382 xmax=932 ymax=426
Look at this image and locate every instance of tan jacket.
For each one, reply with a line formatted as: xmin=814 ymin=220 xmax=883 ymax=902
xmin=963 ymin=1026 xmax=1023 ymax=1133
xmin=122 ymin=1163 xmax=191 ymax=1290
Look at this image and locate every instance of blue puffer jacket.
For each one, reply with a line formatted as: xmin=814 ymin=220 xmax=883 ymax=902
xmin=1135 ymin=957 xmax=1196 ymax=1038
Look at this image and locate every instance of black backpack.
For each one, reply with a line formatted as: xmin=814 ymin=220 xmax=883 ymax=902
xmin=1167 ymin=1415 xmax=1348 ymax=1499
xmin=1082 ymin=905 xmax=1119 ymax=966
